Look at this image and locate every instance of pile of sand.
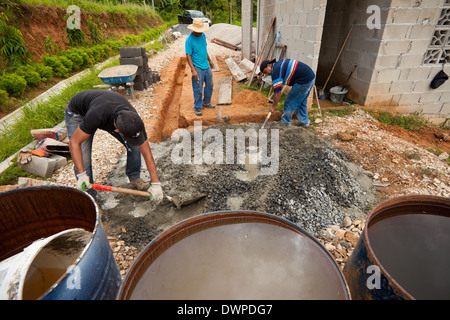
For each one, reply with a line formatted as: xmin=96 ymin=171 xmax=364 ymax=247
xmin=232 ymin=89 xmax=269 ymax=107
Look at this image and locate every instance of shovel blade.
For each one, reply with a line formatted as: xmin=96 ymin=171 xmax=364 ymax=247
xmin=166 ymin=194 xmax=206 ymax=209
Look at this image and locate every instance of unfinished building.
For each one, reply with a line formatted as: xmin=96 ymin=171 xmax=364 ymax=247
xmin=241 ymin=0 xmax=450 ymax=122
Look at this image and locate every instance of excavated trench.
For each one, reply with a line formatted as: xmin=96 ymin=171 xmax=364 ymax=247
xmin=148 ymin=57 xmax=189 ymax=143
xmin=98 ymin=56 xmax=377 ymax=252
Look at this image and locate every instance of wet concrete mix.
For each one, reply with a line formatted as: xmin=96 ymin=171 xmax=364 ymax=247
xmin=98 ymin=121 xmax=376 ymax=252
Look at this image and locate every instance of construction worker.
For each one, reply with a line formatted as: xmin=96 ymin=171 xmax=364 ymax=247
xmin=260 ymin=58 xmax=315 ymax=127
xmin=64 ymin=89 xmax=163 ymax=201
xmin=185 ymin=18 xmax=215 ymax=116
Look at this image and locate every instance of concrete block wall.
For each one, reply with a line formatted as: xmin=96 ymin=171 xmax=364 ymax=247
xmin=366 ymin=0 xmax=449 ymax=117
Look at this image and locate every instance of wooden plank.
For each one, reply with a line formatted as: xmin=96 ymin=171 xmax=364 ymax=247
xmin=217 ymin=76 xmax=233 ymax=105
xmin=225 ymin=57 xmax=247 ymax=82
xmin=211 ymin=38 xmax=241 ymax=51
xmin=210 ymin=55 xmax=220 ymax=72
xmin=247 ymin=16 xmax=276 ymax=86
xmin=239 ymin=58 xmax=254 ymax=73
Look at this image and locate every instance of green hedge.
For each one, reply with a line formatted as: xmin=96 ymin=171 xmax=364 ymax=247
xmin=0 ymin=73 xmax=27 ymax=97
xmin=0 ymin=23 xmax=169 ymax=107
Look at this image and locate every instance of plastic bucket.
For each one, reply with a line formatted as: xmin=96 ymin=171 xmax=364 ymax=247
xmin=343 ymin=195 xmax=450 ymax=300
xmin=0 ymin=186 xmax=122 ymax=300
xmin=329 ymin=86 xmax=348 ymax=103
xmin=117 ymin=211 xmax=350 ymax=300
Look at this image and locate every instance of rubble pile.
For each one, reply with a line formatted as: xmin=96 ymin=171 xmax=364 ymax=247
xmin=317 ymin=216 xmax=365 ymax=270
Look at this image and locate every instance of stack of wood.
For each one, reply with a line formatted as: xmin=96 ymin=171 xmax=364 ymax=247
xmin=210 ymin=38 xmax=241 ymax=51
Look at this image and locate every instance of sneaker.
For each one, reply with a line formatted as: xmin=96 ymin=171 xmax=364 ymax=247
xmin=130 ymin=178 xmax=150 ymax=191
xmin=195 ymin=110 xmax=203 ymax=116
xmin=295 ymin=121 xmax=310 ymax=128
xmin=203 ymin=103 xmax=215 ymax=109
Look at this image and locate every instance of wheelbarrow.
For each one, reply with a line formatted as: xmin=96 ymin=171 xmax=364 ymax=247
xmin=96 ymin=65 xmax=139 ymax=100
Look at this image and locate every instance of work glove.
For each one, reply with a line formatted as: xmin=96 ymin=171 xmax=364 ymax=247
xmin=17 ymin=150 xmax=32 ymax=164
xmin=148 ymin=182 xmax=163 ymax=202
xmin=76 ymin=172 xmax=92 ymax=192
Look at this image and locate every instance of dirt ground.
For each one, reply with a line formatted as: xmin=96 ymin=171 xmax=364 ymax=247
xmin=46 ymin=32 xmax=449 ymax=277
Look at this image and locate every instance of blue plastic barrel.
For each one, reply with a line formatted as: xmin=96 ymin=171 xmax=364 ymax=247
xmin=0 ymin=186 xmax=121 ymax=300
xmin=343 ymin=195 xmax=450 ymax=300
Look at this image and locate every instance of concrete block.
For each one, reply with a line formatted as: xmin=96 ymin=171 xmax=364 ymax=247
xmin=391 ymin=93 xmax=402 ymax=105
xmin=417 ymin=8 xmax=441 ymax=25
xmin=381 ymin=40 xmax=411 ymax=55
xmin=390 ymin=80 xmax=414 ymax=93
xmin=398 ymin=92 xmax=422 ymax=105
xmin=368 ymin=82 xmax=392 ymax=95
xmin=19 ymin=155 xmax=56 ymax=178
xmin=407 ymin=67 xmax=432 ymax=81
xmin=49 ymin=154 xmax=67 ymax=171
xmin=413 ymin=80 xmax=433 ymax=92
xmin=374 ymin=68 xmax=401 ymax=83
xmin=388 ymin=104 xmax=423 ymax=114
xmin=409 ymin=39 xmax=430 ymax=54
xmin=119 ymin=47 xmax=143 ymax=58
xmin=440 ymin=103 xmax=450 ymax=115
xmin=419 ymin=91 xmax=443 ymax=104
xmin=365 ymin=94 xmax=395 ymax=106
xmin=355 ymin=66 xmax=376 ymax=84
xmin=398 ymin=54 xmax=424 ymax=68
xmin=119 ymin=57 xmax=143 ymax=67
xmin=390 ymin=0 xmax=425 ymax=7
xmin=382 ymin=25 xmax=410 ymax=39
xmin=409 ymin=24 xmax=434 ymax=39
xmin=393 ymin=8 xmax=420 ymax=24
xmin=399 ymin=69 xmax=410 ymax=80
xmin=421 ymin=103 xmax=444 ymax=114
xmin=376 ymin=55 xmax=400 ymax=68
xmin=303 ymin=0 xmax=314 ymax=11
xmin=134 ymin=82 xmax=145 ymax=91
xmin=440 ymin=91 xmax=450 ymax=102
xmin=307 ymin=9 xmax=320 ymax=25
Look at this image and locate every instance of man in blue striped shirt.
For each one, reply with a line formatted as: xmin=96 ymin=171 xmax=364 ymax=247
xmin=260 ymin=58 xmax=315 ymax=127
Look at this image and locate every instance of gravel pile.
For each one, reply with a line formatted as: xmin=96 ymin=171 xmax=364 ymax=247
xmin=154 ymin=122 xmax=376 ymax=238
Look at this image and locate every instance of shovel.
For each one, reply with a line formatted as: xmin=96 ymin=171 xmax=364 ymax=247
xmin=91 ymin=184 xmax=153 ymax=199
xmin=341 ymin=65 xmax=357 ymax=92
xmin=319 ymin=27 xmax=353 ymax=99
xmin=91 ymin=184 xmax=206 ymax=209
xmin=261 ymin=112 xmax=271 ymax=129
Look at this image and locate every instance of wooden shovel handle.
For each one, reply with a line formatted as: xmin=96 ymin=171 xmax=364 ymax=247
xmin=91 ymin=184 xmax=152 ymax=199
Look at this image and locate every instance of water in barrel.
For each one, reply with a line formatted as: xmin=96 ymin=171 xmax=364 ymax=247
xmin=129 ymin=222 xmax=348 ymax=300
xmin=368 ymin=213 xmax=450 ymax=300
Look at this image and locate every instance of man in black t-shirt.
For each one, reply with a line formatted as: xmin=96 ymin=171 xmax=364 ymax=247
xmin=64 ymin=90 xmax=163 ymax=201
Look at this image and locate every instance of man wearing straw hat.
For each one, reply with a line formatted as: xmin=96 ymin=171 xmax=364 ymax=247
xmin=185 ymin=18 xmax=215 ymax=116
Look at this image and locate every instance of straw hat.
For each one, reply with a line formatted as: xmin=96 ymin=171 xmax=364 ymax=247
xmin=187 ymin=18 xmax=209 ymax=33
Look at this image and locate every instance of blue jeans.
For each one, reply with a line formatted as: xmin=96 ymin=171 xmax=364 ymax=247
xmin=64 ymin=107 xmax=142 ymax=195
xmin=281 ymin=79 xmax=315 ymax=126
xmin=192 ymin=66 xmax=213 ymax=111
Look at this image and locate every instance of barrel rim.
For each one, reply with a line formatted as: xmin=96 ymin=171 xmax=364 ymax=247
xmin=117 ymin=210 xmax=351 ymax=300
xmin=363 ymin=194 xmax=450 ymax=300
xmin=39 ymin=187 xmax=100 ymax=300
xmin=0 ymin=186 xmax=101 ymax=300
